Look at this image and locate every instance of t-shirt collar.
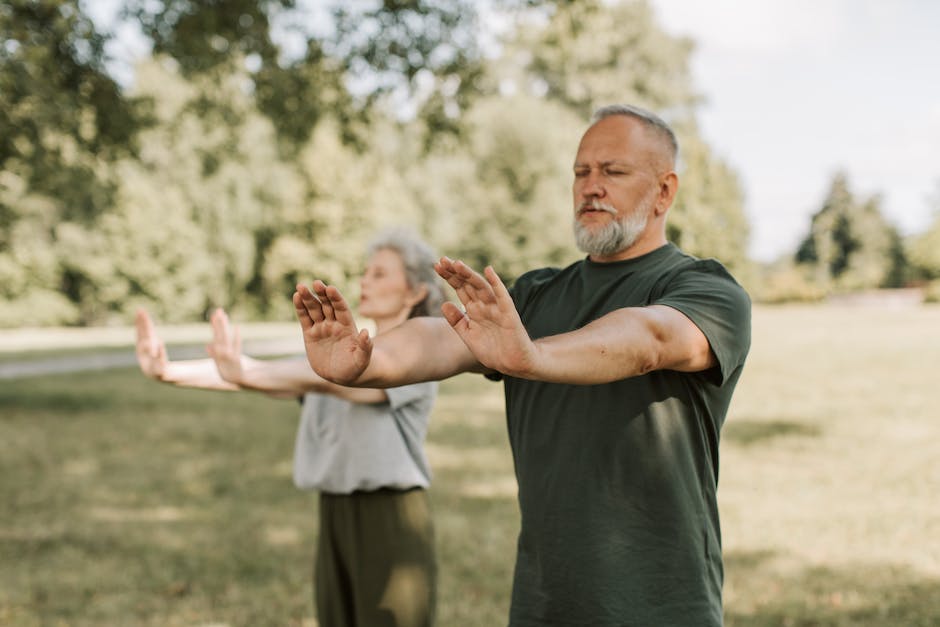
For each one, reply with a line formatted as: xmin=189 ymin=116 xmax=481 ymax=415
xmin=583 ymin=242 xmax=676 ymax=271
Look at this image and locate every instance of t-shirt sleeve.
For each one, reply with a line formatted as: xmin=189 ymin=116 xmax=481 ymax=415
xmin=653 ymin=259 xmax=752 ymax=386
xmin=385 ymin=380 xmax=439 ymax=410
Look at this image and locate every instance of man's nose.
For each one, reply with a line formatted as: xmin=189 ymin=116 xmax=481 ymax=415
xmin=580 ymin=172 xmax=606 ymax=198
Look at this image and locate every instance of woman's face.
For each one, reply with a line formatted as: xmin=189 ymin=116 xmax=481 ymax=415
xmin=358 ymin=248 xmax=423 ymax=324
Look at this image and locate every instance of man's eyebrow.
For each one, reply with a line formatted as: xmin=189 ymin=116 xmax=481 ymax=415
xmin=573 ymin=160 xmax=631 ymax=168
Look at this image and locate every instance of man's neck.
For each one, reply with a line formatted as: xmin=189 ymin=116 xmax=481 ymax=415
xmin=589 ymin=234 xmax=668 ymax=263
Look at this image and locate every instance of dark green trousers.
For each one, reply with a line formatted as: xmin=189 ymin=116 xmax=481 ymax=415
xmin=316 ymin=487 xmax=437 ymax=627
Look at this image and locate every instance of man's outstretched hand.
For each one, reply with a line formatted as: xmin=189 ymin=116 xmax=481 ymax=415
xmin=434 ymin=258 xmax=538 ymax=379
xmin=293 ymin=280 xmax=373 ymax=385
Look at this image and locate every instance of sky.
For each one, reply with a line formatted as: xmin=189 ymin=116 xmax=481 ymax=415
xmin=648 ymin=0 xmax=940 ymax=261
xmin=87 ymin=0 xmax=940 ymax=262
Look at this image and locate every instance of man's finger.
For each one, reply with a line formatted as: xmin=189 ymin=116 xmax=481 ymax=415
xmin=312 ymin=281 xmax=336 ymax=321
xmin=438 ymin=258 xmax=485 ymax=303
xmin=324 ymin=285 xmax=357 ymax=328
xmin=294 ymin=292 xmax=317 ymax=331
xmin=484 ymin=266 xmax=514 ymax=310
xmin=453 ymin=260 xmax=495 ymax=302
xmin=440 ymin=302 xmax=467 ymax=329
xmin=295 ymin=284 xmax=325 ymax=324
xmin=444 ymin=260 xmax=498 ymax=312
xmin=435 ymin=257 xmax=466 ymax=291
xmin=357 ymin=328 xmax=374 ymax=353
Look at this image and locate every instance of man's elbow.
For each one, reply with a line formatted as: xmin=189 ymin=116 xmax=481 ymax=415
xmin=635 ymin=350 xmax=661 ymax=377
xmin=644 ymin=333 xmax=713 ymax=375
xmin=669 ymin=344 xmax=717 ymax=374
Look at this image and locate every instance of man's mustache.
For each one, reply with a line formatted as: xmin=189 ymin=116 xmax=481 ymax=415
xmin=578 ymin=199 xmax=617 ymax=215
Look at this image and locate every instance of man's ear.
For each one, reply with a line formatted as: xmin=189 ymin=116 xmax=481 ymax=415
xmin=656 ymin=171 xmax=679 ymax=215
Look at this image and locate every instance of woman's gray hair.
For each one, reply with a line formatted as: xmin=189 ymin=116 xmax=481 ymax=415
xmin=591 ymin=104 xmax=679 ymax=165
xmin=367 ymin=227 xmax=446 ymax=318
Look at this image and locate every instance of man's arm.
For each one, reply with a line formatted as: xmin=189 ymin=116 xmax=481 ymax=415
xmin=523 ymin=305 xmax=715 ymax=383
xmin=206 ymin=308 xmax=387 ymax=403
xmin=435 ymin=258 xmax=715 ymax=385
xmin=293 ymin=281 xmax=483 ymax=387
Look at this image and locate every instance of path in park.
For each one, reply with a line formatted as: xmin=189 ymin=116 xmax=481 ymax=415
xmin=0 ymin=325 xmax=302 ymax=381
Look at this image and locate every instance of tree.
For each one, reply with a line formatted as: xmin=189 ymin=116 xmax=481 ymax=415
xmin=481 ymin=0 xmax=751 ymax=271
xmin=276 ymin=116 xmax=425 ymax=314
xmin=55 ymin=58 xmax=300 ymax=324
xmin=0 ymin=0 xmax=146 ymax=215
xmin=405 ymin=95 xmax=583 ymax=280
xmin=47 ymin=55 xmax=434 ymax=325
xmin=0 ymin=171 xmax=81 ymax=326
xmin=795 ymin=171 xmax=906 ymax=291
xmin=669 ymin=122 xmax=750 ymax=272
xmin=0 ymin=0 xmax=152 ymax=325
xmin=121 ymin=0 xmax=497 ymax=148
xmin=0 ymin=0 xmax=758 ymax=326
xmin=512 ymin=0 xmax=699 ymax=119
xmin=906 ymin=180 xmax=940 ymax=280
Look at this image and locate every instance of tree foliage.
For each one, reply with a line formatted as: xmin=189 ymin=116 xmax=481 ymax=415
xmin=121 ymin=0 xmax=494 ymax=148
xmin=514 ymin=0 xmax=698 ymax=119
xmin=408 ymin=95 xmax=583 ymax=279
xmin=0 ymin=0 xmax=147 ymax=222
xmin=0 ymin=0 xmax=772 ymax=326
xmin=0 ymin=0 xmax=142 ymax=162
xmin=669 ymin=122 xmax=750 ymax=271
xmin=500 ymin=0 xmax=749 ymax=273
xmin=906 ymin=181 xmax=940 ymax=281
xmin=795 ymin=172 xmax=906 ymax=291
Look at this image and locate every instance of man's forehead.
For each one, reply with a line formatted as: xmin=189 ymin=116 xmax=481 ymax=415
xmin=574 ymin=133 xmax=636 ymax=163
xmin=575 ymin=117 xmax=668 ymax=166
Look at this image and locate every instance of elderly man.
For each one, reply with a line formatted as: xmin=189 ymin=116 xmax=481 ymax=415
xmin=294 ymin=104 xmax=751 ymax=626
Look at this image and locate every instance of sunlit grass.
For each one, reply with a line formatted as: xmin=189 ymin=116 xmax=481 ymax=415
xmin=722 ymin=304 xmax=940 ymax=626
xmin=2 ymin=304 xmax=939 ymax=626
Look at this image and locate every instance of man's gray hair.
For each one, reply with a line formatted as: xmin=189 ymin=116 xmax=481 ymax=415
xmin=592 ymin=104 xmax=678 ymax=165
xmin=367 ymin=227 xmax=446 ymax=318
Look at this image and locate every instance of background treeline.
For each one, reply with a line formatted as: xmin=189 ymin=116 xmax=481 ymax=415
xmin=2 ymin=0 xmax=939 ymax=327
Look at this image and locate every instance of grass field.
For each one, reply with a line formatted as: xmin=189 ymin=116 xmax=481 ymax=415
xmin=2 ymin=304 xmax=939 ymax=626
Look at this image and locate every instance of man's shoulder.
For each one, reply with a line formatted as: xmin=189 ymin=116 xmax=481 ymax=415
xmin=514 ymin=259 xmax=583 ymax=287
xmin=515 ymin=265 xmax=564 ymax=284
xmin=655 ymin=247 xmax=746 ymax=293
xmin=509 ymin=260 xmax=584 ymax=306
xmin=511 ymin=266 xmax=558 ymax=295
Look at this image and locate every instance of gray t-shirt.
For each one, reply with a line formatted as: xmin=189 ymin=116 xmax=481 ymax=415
xmin=292 ymin=381 xmax=438 ymax=494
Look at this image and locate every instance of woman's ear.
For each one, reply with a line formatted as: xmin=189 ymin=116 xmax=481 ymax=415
xmin=408 ymin=284 xmax=429 ymax=307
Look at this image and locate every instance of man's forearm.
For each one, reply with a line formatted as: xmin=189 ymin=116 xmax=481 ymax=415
xmin=518 ymin=306 xmax=714 ymax=385
xmin=352 ymin=317 xmax=483 ymax=387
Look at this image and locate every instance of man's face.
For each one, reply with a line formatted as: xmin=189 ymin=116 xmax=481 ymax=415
xmin=571 ymin=116 xmax=665 ymax=258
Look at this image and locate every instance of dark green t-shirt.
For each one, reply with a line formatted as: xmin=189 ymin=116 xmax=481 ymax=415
xmin=502 ymin=243 xmax=751 ymax=627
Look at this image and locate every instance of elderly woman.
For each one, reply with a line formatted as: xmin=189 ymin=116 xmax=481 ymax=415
xmin=136 ymin=228 xmax=445 ymax=627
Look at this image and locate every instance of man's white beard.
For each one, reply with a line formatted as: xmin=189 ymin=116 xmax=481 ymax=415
xmin=573 ymin=196 xmax=653 ymax=258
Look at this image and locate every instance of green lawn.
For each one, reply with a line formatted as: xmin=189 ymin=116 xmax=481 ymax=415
xmin=2 ymin=304 xmax=939 ymax=626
